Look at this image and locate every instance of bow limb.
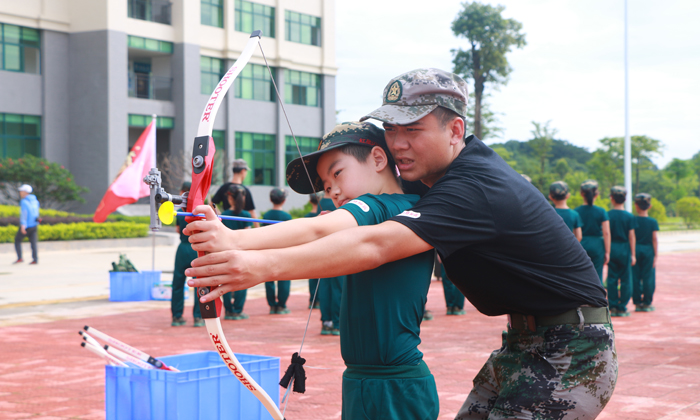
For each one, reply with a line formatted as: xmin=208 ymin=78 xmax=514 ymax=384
xmin=188 ymin=31 xmax=285 ymax=420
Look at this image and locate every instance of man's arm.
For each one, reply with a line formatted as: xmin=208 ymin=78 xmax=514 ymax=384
xmin=185 ymin=204 xmax=359 ymax=253
xmin=186 ymin=220 xmax=434 ymax=302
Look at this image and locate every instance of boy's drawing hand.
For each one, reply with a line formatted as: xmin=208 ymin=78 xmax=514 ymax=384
xmin=186 ymin=249 xmax=269 ymax=302
xmin=184 ymin=205 xmax=234 ymax=253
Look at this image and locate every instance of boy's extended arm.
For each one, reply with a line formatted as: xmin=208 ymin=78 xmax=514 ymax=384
xmin=186 ymin=220 xmax=434 ymax=302
xmin=185 ymin=204 xmax=359 ymax=253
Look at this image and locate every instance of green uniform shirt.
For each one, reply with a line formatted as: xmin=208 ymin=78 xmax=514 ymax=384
xmin=608 ymin=209 xmax=636 ymax=243
xmin=575 ymin=205 xmax=609 ymax=237
xmin=555 ymin=208 xmax=583 ymax=232
xmin=635 ymin=216 xmax=659 ymax=246
xmin=177 ymin=209 xmax=189 ymax=243
xmin=221 ymin=209 xmax=252 ymax=230
xmin=338 ymin=193 xmax=434 ymax=366
xmin=262 ymin=209 xmax=292 ymax=225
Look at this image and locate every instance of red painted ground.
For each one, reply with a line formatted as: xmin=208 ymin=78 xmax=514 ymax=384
xmin=1 ymin=251 xmax=699 ymax=419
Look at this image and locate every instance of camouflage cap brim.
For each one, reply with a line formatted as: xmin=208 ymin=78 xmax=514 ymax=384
xmin=286 ymin=143 xmax=347 ymax=195
xmin=360 ymin=103 xmax=438 ymax=125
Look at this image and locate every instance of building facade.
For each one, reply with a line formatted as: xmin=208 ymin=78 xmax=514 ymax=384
xmin=0 ymin=0 xmax=336 ymax=213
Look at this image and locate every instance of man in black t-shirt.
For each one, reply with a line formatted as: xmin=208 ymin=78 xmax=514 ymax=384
xmin=211 ymin=159 xmax=259 ymax=227
xmin=186 ymin=69 xmax=617 ymax=419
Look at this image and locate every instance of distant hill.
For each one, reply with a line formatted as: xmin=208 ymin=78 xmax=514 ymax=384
xmin=489 ymin=139 xmax=592 ymax=171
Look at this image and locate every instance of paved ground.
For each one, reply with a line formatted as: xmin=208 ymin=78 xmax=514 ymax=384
xmin=0 ymin=232 xmax=699 ymax=419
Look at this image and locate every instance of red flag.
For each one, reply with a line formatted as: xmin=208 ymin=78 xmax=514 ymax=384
xmin=93 ymin=118 xmax=157 ymax=222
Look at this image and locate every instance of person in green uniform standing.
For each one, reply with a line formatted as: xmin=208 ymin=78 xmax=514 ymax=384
xmin=439 ymin=260 xmax=466 ymax=315
xmin=633 ymin=193 xmax=659 ymax=312
xmin=170 ymin=182 xmax=203 ymax=327
xmin=606 ymin=186 xmax=637 ymax=317
xmin=185 ymin=122 xmax=440 ymax=419
xmin=303 ymin=193 xmax=322 ymax=309
xmin=575 ymin=180 xmax=611 ymax=283
xmin=263 ymin=187 xmax=293 ymax=314
xmin=549 ymin=181 xmax=583 ymax=241
xmin=220 ymin=184 xmax=253 ymax=320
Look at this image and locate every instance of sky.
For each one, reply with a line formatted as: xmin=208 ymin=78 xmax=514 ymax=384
xmin=334 ymin=0 xmax=700 ymax=168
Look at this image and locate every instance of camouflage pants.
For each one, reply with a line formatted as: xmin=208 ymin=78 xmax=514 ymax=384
xmin=455 ymin=323 xmax=617 ymax=420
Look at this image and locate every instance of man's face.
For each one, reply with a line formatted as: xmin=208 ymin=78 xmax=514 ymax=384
xmin=383 ymin=113 xmax=462 ymax=187
xmin=19 ymin=191 xmax=29 ymax=199
xmin=317 ymin=148 xmax=375 ymax=209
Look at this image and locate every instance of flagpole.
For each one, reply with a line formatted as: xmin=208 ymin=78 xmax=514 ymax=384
xmin=151 ymin=114 xmax=157 ymax=272
xmin=623 ymin=0 xmax=632 ymax=212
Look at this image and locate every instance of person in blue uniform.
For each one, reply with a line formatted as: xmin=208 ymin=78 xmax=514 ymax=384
xmin=549 ymin=181 xmax=583 ymax=241
xmin=575 ymin=180 xmax=611 ymax=283
xmin=220 ymin=184 xmax=253 ymax=320
xmin=263 ymin=187 xmax=293 ymax=314
xmin=606 ymin=186 xmax=636 ymax=317
xmin=633 ymin=193 xmax=659 ymax=312
xmin=170 ymin=182 xmax=202 ymax=327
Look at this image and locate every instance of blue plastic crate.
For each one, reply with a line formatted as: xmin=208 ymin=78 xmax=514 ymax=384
xmin=105 ymin=351 xmax=281 ymax=420
xmin=109 ymin=271 xmax=161 ymax=302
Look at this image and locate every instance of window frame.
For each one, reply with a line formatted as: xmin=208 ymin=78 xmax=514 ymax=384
xmin=284 ymin=10 xmax=321 ymax=46
xmin=201 ymin=0 xmax=224 ymax=28
xmin=0 ymin=113 xmax=42 ymax=158
xmin=284 ymin=135 xmax=319 ymax=177
xmin=235 ymin=0 xmax=275 ymax=38
xmin=0 ymin=23 xmax=41 ymax=74
xmin=201 ymin=56 xmax=226 ymax=95
xmin=234 ymin=131 xmax=276 ymax=186
xmin=284 ymin=69 xmax=321 ymax=107
xmin=235 ymin=63 xmax=275 ymax=102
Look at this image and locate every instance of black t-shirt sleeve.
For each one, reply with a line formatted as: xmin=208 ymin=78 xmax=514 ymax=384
xmin=211 ymin=184 xmax=227 ymax=206
xmin=391 ymin=176 xmax=496 ymax=258
xmin=243 ymin=186 xmax=255 ymax=211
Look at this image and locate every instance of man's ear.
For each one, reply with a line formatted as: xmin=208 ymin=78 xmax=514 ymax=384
xmin=448 ymin=117 xmax=465 ymax=145
xmin=370 ymin=146 xmax=389 ymax=173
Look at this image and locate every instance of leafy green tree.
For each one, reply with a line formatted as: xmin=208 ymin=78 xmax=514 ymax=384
xmin=692 ymin=152 xmax=700 ymax=197
xmin=0 ymin=155 xmax=88 ymax=209
xmin=676 ymin=196 xmax=700 ymax=228
xmin=554 ymin=158 xmax=570 ymax=179
xmin=451 ymin=2 xmax=526 ymax=139
xmin=491 ymin=146 xmax=517 ymax=169
xmin=529 ymin=121 xmax=557 ymax=191
xmin=594 ymin=136 xmax=663 ymax=193
xmin=465 ymin=93 xmax=503 ymax=140
xmin=665 ymin=158 xmax=691 ymax=189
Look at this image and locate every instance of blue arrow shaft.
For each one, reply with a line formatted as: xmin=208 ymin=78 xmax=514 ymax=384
xmin=176 ymin=212 xmax=283 ymax=224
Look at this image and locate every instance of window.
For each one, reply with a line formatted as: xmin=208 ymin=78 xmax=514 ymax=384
xmin=212 ymin=130 xmax=227 ymax=185
xmin=201 ymin=0 xmax=224 ymax=28
xmin=235 ymin=63 xmax=274 ymax=101
xmin=128 ymin=114 xmax=174 ymax=129
xmin=128 ymin=35 xmax=173 ymax=53
xmin=235 ymin=132 xmax=276 ymax=185
xmin=285 ymin=11 xmax=321 ymax=46
xmin=0 ymin=23 xmax=40 ymax=74
xmin=201 ymin=56 xmax=225 ymax=94
xmin=284 ymin=70 xmax=320 ymax=107
xmin=0 ymin=113 xmax=41 ymax=158
xmin=285 ymin=135 xmax=319 ymax=173
xmin=128 ymin=0 xmax=172 ymax=25
xmin=235 ymin=0 xmax=275 ymax=38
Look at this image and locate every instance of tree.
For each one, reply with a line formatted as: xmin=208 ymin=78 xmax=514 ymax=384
xmin=665 ymin=158 xmax=691 ymax=189
xmin=676 ymin=196 xmax=700 ymax=228
xmin=0 ymin=155 xmax=88 ymax=209
xmin=554 ymin=158 xmax=570 ymax=180
xmin=631 ymin=136 xmax=663 ymax=192
xmin=465 ymin=92 xmax=503 ymax=140
xmin=529 ymin=121 xmax=557 ymax=191
xmin=491 ymin=146 xmax=517 ymax=169
xmin=451 ymin=2 xmax=526 ymax=139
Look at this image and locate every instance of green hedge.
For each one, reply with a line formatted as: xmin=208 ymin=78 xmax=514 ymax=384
xmin=0 ymin=204 xmax=74 ymax=218
xmin=1 ymin=222 xmax=149 ymax=243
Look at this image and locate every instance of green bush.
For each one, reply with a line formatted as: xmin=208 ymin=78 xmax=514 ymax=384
xmin=633 ymin=197 xmax=667 ymax=223
xmin=289 ymin=202 xmax=313 ymax=219
xmin=0 ymin=204 xmax=76 ymax=218
xmin=0 ymin=222 xmax=148 ymax=243
xmin=676 ymin=197 xmax=700 ymax=228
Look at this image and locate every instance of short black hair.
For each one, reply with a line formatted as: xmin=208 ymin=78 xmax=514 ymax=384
xmin=431 ymin=107 xmax=467 ymax=136
xmin=337 ymin=144 xmax=399 ymax=183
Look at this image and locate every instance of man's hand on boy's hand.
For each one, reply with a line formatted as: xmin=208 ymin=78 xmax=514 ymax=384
xmin=186 ymin=249 xmax=270 ymax=302
xmin=184 ymin=205 xmax=235 ymax=253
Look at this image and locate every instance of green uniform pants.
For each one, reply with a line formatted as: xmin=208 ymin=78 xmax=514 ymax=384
xmin=581 ymin=236 xmax=605 ymax=283
xmin=265 ymin=281 xmax=290 ymax=309
xmin=607 ymin=242 xmax=632 ymax=312
xmin=457 ymin=322 xmax=617 ymax=420
xmin=633 ymin=244 xmax=656 ymax=306
xmin=441 ymin=266 xmax=465 ymax=309
xmin=309 ymin=278 xmax=320 ymax=305
xmin=319 ymin=276 xmax=344 ymax=328
xmin=342 ymin=361 xmax=439 ymax=420
xmin=223 ymin=290 xmax=247 ymax=314
xmin=171 ymin=242 xmax=201 ymax=319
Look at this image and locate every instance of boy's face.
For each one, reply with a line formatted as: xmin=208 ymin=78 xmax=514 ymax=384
xmin=383 ymin=112 xmax=462 ymax=186
xmin=316 ymin=148 xmax=376 ymax=208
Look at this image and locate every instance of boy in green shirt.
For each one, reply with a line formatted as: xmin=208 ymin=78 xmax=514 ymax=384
xmin=263 ymin=187 xmax=293 ymax=314
xmin=220 ymin=184 xmax=253 ymax=320
xmin=607 ymin=186 xmax=637 ymax=317
xmin=549 ymin=181 xmax=583 ymax=241
xmin=633 ymin=193 xmax=659 ymax=312
xmin=187 ymin=122 xmax=439 ymax=419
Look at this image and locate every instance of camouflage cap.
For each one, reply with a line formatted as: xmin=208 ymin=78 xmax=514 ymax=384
xmin=580 ymin=180 xmax=599 ymax=191
xmin=634 ymin=193 xmax=652 ymax=208
xmin=359 ymin=68 xmax=468 ymax=125
xmin=549 ymin=181 xmax=569 ymax=199
xmin=270 ymin=187 xmax=288 ymax=201
xmin=180 ymin=181 xmax=191 ymax=192
xmin=285 ymin=121 xmax=389 ymax=194
xmin=610 ymin=185 xmax=627 ymax=196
